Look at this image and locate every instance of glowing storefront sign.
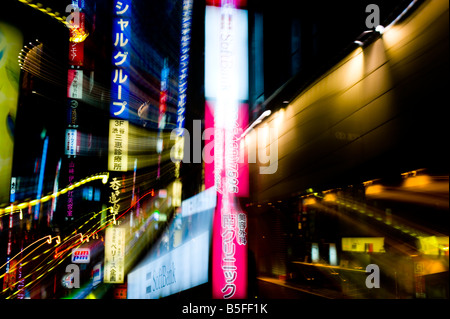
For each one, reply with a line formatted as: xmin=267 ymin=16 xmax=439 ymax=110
xmin=71 ymin=248 xmax=90 ymax=263
xmin=205 ymin=0 xmax=249 ymax=299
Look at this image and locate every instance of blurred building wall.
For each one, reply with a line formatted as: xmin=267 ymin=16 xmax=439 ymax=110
xmin=249 ymin=0 xmax=449 ymax=203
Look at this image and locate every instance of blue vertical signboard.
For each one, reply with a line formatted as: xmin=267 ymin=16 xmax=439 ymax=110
xmin=175 ymin=0 xmax=193 ymax=137
xmin=111 ymin=0 xmax=131 ymax=120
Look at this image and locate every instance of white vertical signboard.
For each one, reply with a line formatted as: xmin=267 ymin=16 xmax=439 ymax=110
xmin=67 ymin=69 xmax=83 ymax=99
xmin=108 ymin=119 xmax=129 ymax=172
xmin=65 ymin=129 xmax=78 ymax=156
xmin=104 ymin=227 xmax=125 ymax=283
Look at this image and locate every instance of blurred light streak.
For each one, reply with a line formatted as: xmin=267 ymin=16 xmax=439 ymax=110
xmin=0 ymin=235 xmax=59 ymax=274
xmin=303 ymin=197 xmax=317 ymax=206
xmin=51 ymin=188 xmax=156 ymax=263
xmin=34 ymin=136 xmax=49 ymax=220
xmin=365 ymin=184 xmax=383 ymax=196
xmin=323 ymin=193 xmax=337 ymax=202
xmin=16 ymin=0 xmax=68 ymax=27
xmin=12 ymin=228 xmax=106 ymax=298
xmin=2 ymin=236 xmax=65 ymax=298
xmin=49 ymin=159 xmax=61 ymax=224
xmin=382 ymin=0 xmax=448 ymax=53
xmin=329 ymin=191 xmax=447 ymax=240
xmin=366 ymin=174 xmax=449 ymax=210
xmin=93 ymin=188 xmax=156 ymax=235
xmin=403 ymin=174 xmax=431 ymax=188
xmin=54 ymin=209 xmax=113 ymax=259
xmin=56 ymin=189 xmax=162 ymax=298
xmin=5 ymin=247 xmax=70 ymax=299
xmin=0 ymin=172 xmax=109 ymax=217
xmin=384 ymin=0 xmax=419 ymax=32
xmin=19 ymin=42 xmax=67 ymax=87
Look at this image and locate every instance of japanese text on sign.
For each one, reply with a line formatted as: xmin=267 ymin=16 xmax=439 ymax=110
xmin=108 ymin=119 xmax=129 ymax=172
xmin=111 ymin=0 xmax=131 ymax=119
xmin=175 ymin=0 xmax=193 ymax=136
xmin=104 ymin=227 xmax=125 ymax=283
xmin=109 ymin=176 xmax=122 ymax=223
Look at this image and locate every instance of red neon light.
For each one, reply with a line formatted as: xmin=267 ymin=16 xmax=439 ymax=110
xmin=206 ymin=0 xmax=247 ymax=9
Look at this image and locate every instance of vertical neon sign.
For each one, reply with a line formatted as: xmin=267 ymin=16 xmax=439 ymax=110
xmin=205 ymin=0 xmax=249 ymax=299
xmin=176 ymin=0 xmax=193 ymax=137
xmin=109 ymin=0 xmax=131 ymax=173
xmin=34 ymin=136 xmax=49 ymax=220
xmin=111 ymin=0 xmax=131 ymax=120
xmin=157 ymin=58 xmax=169 ymax=179
xmin=173 ymin=0 xmax=193 ymax=184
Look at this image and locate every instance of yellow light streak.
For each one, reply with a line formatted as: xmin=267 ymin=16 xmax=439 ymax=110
xmin=3 ymin=211 xmax=115 ymax=298
xmin=2 ymin=188 xmax=152 ymax=298
xmin=0 ymin=173 xmax=109 ymax=217
xmin=0 ymin=235 xmax=60 ymax=273
xmin=16 ymin=0 xmax=68 ymax=26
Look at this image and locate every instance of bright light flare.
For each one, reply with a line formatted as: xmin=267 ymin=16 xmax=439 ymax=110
xmin=375 ymin=25 xmax=385 ymax=34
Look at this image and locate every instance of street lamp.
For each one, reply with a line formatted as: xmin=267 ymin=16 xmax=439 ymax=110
xmin=239 ymin=110 xmax=271 ymax=140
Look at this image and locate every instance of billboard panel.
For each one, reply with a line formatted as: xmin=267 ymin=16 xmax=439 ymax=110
xmin=127 ymin=188 xmax=216 ymax=298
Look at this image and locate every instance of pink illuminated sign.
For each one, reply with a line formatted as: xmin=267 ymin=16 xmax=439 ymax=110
xmin=205 ymin=101 xmax=249 ymax=197
xmin=205 ymin=0 xmax=249 ymax=299
xmin=211 ymin=193 xmax=248 ymax=298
